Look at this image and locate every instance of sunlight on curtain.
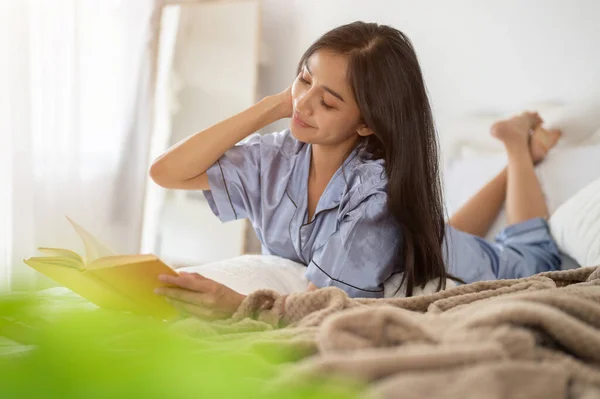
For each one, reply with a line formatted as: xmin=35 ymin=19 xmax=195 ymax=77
xmin=0 ymin=0 xmax=156 ymax=290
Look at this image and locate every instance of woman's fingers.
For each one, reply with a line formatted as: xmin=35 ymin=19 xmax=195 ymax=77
xmin=155 ymin=286 xmax=215 ymax=307
xmin=155 ymin=273 xmax=245 ymax=318
xmin=178 ymin=271 xmax=199 ymax=277
xmin=158 ymin=273 xmax=215 ymax=293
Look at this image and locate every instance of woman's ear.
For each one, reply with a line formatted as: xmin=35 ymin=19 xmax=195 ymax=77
xmin=357 ymin=125 xmax=374 ymax=137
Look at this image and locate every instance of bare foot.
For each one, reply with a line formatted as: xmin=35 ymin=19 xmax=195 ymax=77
xmin=491 ymin=112 xmax=543 ymax=147
xmin=530 ymin=126 xmax=561 ymax=164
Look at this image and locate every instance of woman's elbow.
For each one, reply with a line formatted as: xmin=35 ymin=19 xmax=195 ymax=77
xmin=149 ymin=159 xmax=170 ymax=188
xmin=149 ymin=160 xmax=210 ymax=190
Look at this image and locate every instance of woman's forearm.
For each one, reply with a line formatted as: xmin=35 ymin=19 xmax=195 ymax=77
xmin=149 ymin=94 xmax=286 ymax=189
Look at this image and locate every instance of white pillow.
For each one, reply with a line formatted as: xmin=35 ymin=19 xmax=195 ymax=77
xmin=178 ymin=254 xmax=453 ymax=298
xmin=178 ymin=255 xmax=309 ymax=295
xmin=549 ymin=178 xmax=600 ymax=267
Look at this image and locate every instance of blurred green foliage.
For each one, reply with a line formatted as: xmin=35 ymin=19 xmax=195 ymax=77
xmin=0 ymin=291 xmax=359 ymax=399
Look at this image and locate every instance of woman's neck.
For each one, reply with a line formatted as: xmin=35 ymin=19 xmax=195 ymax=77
xmin=310 ymin=138 xmax=357 ymax=181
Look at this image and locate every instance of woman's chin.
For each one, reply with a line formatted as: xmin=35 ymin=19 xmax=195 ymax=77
xmin=290 ymin=124 xmax=316 ymax=144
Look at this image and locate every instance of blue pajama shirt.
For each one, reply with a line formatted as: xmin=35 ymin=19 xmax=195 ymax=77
xmin=203 ymin=130 xmax=561 ymax=298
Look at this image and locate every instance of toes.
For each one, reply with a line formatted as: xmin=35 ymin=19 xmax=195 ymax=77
xmin=532 ymin=127 xmax=561 ymax=151
xmin=547 ymin=129 xmax=562 ymax=147
xmin=548 ymin=128 xmax=562 ymax=138
xmin=524 ymin=111 xmax=543 ymax=128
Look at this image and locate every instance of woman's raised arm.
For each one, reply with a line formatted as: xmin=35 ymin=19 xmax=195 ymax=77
xmin=149 ymin=89 xmax=292 ymax=190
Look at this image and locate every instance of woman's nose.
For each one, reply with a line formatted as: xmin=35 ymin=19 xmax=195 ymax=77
xmin=294 ymin=92 xmax=313 ymax=116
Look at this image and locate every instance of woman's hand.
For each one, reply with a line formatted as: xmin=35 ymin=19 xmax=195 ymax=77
xmin=271 ymin=82 xmax=294 ymax=120
xmin=155 ymin=272 xmax=246 ymax=320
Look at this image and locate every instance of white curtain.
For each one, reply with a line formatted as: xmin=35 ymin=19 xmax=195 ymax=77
xmin=0 ymin=0 xmax=158 ymax=290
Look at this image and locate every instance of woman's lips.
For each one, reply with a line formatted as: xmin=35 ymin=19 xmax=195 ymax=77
xmin=292 ymin=113 xmax=313 ymax=128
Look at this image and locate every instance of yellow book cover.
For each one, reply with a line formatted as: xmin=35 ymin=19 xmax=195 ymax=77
xmin=23 ymin=217 xmax=179 ymax=320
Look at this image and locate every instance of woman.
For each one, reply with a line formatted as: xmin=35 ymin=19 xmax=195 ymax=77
xmin=150 ymin=21 xmax=561 ymax=319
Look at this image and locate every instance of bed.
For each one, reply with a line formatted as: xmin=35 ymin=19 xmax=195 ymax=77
xmin=2 ymin=101 xmax=600 ymax=398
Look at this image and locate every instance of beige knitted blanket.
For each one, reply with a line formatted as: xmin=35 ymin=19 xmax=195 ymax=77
xmin=172 ymin=266 xmax=600 ymax=399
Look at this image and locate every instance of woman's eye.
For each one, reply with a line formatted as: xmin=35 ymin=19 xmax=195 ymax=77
xmin=320 ymin=100 xmax=334 ymax=110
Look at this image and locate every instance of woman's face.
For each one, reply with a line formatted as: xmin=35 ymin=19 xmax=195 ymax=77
xmin=290 ymin=50 xmax=368 ymax=147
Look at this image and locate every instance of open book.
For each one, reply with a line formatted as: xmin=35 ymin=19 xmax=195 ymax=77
xmin=23 ymin=217 xmax=179 ymax=320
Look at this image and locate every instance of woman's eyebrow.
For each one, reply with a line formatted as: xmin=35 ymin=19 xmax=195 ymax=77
xmin=305 ymin=63 xmax=346 ymax=103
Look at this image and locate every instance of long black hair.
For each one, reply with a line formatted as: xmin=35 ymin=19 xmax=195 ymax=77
xmin=297 ymin=21 xmax=452 ymax=296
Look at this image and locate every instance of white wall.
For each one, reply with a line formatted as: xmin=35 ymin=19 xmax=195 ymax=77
xmin=257 ymin=0 xmax=600 ymax=140
xmin=153 ymin=2 xmax=261 ymax=266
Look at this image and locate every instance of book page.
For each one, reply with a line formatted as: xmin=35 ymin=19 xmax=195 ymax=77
xmin=86 ymin=254 xmax=159 ymax=270
xmin=66 ymin=216 xmax=117 ymax=263
xmin=25 ymin=256 xmax=83 ymax=271
xmin=23 ymin=258 xmax=135 ymax=311
xmin=36 ymin=248 xmax=84 ymax=268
